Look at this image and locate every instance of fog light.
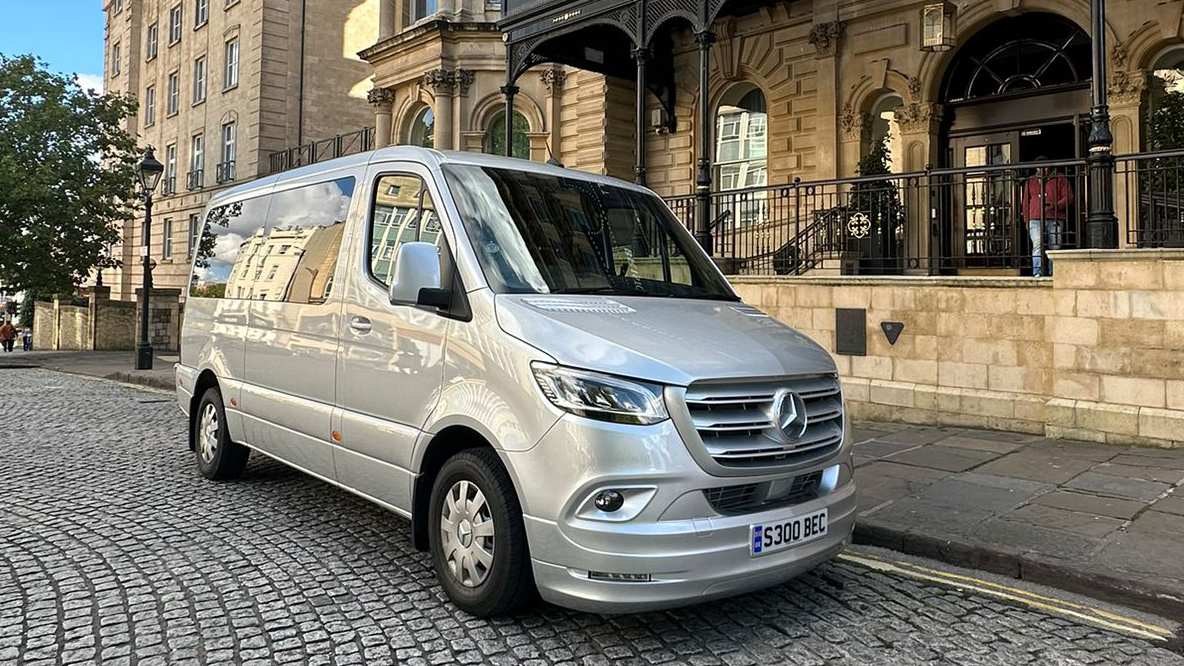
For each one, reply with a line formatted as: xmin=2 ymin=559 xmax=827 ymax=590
xmin=588 ymin=571 xmax=651 ymax=582
xmin=593 ymin=490 xmax=625 ymax=512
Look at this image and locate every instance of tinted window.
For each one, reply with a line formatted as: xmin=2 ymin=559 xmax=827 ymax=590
xmin=189 ymin=195 xmax=271 ymax=299
xmin=189 ymin=177 xmax=355 ymax=301
xmin=369 ymin=174 xmax=442 ymax=287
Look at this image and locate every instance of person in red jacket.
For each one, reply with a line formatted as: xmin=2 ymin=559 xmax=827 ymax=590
xmin=1022 ymin=157 xmax=1073 ymax=276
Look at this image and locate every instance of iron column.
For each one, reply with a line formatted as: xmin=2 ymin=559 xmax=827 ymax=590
xmin=694 ymin=29 xmax=715 ymax=253
xmin=1086 ymin=0 xmax=1118 ymax=248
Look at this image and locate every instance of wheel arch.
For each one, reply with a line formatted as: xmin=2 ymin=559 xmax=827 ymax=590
xmin=188 ymin=369 xmax=221 ymax=451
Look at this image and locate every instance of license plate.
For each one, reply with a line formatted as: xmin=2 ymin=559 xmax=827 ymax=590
xmin=750 ymin=508 xmax=828 ymax=557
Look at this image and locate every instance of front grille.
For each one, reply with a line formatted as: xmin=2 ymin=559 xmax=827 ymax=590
xmin=684 ymin=375 xmax=843 ymax=468
xmin=703 ymin=470 xmax=824 ymax=515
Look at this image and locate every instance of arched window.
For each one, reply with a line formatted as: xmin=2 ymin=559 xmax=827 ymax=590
xmin=407 ymin=106 xmax=434 ymax=148
xmin=866 ymin=94 xmax=904 ymax=173
xmin=1147 ymin=50 xmax=1184 ymax=150
xmin=714 ymin=84 xmax=767 ymax=191
xmin=482 ymin=109 xmax=530 ymax=159
xmin=942 ymin=14 xmax=1090 ymax=103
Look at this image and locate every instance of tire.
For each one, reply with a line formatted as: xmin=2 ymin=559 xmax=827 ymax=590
xmin=428 ymin=448 xmax=534 ymax=616
xmin=194 ymin=387 xmax=249 ymax=480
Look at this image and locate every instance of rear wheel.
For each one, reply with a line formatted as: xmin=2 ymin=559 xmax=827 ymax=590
xmin=429 ymin=448 xmax=534 ymax=616
xmin=194 ymin=387 xmax=249 ymax=480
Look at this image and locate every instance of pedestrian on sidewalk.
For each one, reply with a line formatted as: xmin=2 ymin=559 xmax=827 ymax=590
xmin=1022 ymin=157 xmax=1073 ymax=277
xmin=0 ymin=320 xmax=15 ymax=352
xmin=22 ymin=326 xmax=32 ymax=351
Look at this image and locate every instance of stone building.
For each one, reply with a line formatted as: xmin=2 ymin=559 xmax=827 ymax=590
xmin=100 ymin=0 xmax=381 ymax=300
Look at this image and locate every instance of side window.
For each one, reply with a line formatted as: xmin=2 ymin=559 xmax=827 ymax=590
xmin=260 ymin=177 xmax=356 ymax=304
xmin=189 ymin=195 xmax=271 ymax=299
xmin=368 ymin=173 xmax=443 ymax=286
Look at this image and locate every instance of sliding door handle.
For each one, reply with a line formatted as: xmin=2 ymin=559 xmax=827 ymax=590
xmin=349 ymin=316 xmax=372 ymax=334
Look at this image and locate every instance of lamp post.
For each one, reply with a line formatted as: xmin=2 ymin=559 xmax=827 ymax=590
xmin=135 ymin=148 xmax=164 ymax=370
xmin=1086 ymin=0 xmax=1118 ymax=248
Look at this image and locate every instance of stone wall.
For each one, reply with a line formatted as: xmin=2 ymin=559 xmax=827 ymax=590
xmin=33 ymin=302 xmax=55 ymax=350
xmin=729 ymin=249 xmax=1184 ymax=448
xmin=57 ymin=306 xmax=91 ymax=351
xmin=135 ymin=288 xmax=183 ymax=352
xmin=95 ymin=300 xmax=138 ymax=351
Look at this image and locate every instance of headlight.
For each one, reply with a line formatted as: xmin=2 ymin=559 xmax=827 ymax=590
xmin=531 ymin=363 xmax=668 ymax=425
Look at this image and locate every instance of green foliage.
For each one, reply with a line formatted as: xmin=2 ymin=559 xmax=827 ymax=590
xmin=18 ymin=294 xmax=36 ymax=329
xmin=850 ymin=136 xmax=903 ymax=228
xmin=190 ymin=283 xmax=226 ymax=299
xmin=1148 ymin=90 xmax=1184 ymax=151
xmin=0 ymin=53 xmax=140 ymax=295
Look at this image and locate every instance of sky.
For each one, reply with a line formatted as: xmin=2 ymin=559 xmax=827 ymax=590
xmin=0 ymin=1 xmax=106 ymax=91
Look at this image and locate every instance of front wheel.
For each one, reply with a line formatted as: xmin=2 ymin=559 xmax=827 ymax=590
xmin=428 ymin=448 xmax=534 ymax=616
xmin=194 ymin=387 xmax=249 ymax=480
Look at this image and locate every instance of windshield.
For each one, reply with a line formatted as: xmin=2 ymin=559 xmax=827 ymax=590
xmin=442 ymin=164 xmax=737 ymax=300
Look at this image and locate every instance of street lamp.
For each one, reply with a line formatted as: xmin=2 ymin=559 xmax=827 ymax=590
xmin=1085 ymin=0 xmax=1119 ymax=248
xmin=136 ymin=147 xmax=164 ymax=370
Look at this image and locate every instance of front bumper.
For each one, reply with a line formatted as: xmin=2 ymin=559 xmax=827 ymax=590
xmin=504 ymin=415 xmax=855 ymax=613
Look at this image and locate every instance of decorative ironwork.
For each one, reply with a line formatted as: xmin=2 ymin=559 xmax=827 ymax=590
xmin=186 ymin=170 xmax=203 ymax=190
xmin=847 ymin=212 xmax=871 ymax=239
xmin=267 ymin=126 xmax=375 ymax=174
xmin=215 ymin=161 xmax=235 ymax=184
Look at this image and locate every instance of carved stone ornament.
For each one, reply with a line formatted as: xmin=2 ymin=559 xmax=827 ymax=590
xmin=454 ymin=69 xmax=475 ymax=96
xmin=539 ymin=68 xmax=567 ymax=93
xmin=894 ymin=102 xmax=942 ymax=134
xmin=1109 ymin=70 xmax=1145 ymax=106
xmin=839 ymin=102 xmax=872 ymax=141
xmin=367 ymin=86 xmax=395 ymax=110
xmin=423 ymin=68 xmax=455 ymax=94
xmin=808 ymin=20 xmax=845 ymax=57
xmin=906 ymin=75 xmax=922 ymax=101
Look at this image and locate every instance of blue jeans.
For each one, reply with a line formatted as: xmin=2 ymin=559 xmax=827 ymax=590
xmin=1028 ymin=219 xmax=1061 ymax=277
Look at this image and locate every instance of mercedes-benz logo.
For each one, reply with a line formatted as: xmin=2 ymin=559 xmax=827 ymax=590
xmin=766 ymin=389 xmax=809 ymax=443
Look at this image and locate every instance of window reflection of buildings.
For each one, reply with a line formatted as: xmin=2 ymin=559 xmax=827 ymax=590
xmin=370 ymin=179 xmax=442 ymax=284
xmin=224 ymin=222 xmax=345 ymax=302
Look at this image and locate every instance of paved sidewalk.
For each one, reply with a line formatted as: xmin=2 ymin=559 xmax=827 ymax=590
xmin=851 ymin=422 xmax=1184 ymax=619
xmin=0 ymin=350 xmax=177 ymax=390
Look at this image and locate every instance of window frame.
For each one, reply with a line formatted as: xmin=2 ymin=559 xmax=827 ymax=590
xmin=143 ymin=85 xmax=156 ymax=127
xmin=166 ymin=71 xmax=180 ymax=115
xmin=223 ymin=38 xmax=239 ymax=89
xmin=146 ymin=24 xmax=158 ymax=61
xmin=195 ymin=0 xmax=209 ymax=28
xmin=111 ymin=42 xmax=121 ymax=77
xmin=169 ymin=5 xmax=183 ymax=44
xmin=162 ymin=218 xmax=174 ymax=260
xmin=192 ymin=56 xmax=207 ymax=104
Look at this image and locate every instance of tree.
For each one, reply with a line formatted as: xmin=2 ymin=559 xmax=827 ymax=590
xmin=848 ymin=136 xmax=904 ymax=273
xmin=0 ymin=54 xmax=140 ymax=296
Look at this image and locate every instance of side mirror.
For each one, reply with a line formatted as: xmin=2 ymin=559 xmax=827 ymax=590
xmin=388 ymin=241 xmax=449 ymax=308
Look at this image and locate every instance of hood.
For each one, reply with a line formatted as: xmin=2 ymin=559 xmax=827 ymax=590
xmin=494 ymin=294 xmax=837 ymax=386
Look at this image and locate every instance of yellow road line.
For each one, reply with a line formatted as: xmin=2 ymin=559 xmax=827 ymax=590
xmin=838 ymin=552 xmax=1175 ymax=642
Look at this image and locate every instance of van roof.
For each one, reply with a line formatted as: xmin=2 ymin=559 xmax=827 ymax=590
xmin=206 ymin=145 xmax=646 ymax=208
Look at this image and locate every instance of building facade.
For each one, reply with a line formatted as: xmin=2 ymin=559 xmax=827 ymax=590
xmin=100 ymin=0 xmax=380 ymax=300
xmin=344 ymin=0 xmax=1184 ymax=277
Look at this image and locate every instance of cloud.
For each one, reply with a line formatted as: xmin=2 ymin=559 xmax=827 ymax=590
xmin=269 ymin=180 xmax=353 ymax=230
xmin=75 ymin=73 xmax=104 ymax=95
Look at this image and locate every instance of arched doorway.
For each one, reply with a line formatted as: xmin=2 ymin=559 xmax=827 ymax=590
xmin=939 ymin=13 xmax=1090 ymax=269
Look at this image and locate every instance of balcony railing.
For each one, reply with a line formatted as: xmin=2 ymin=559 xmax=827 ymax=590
xmin=186 ymin=169 xmax=204 ymax=190
xmin=664 ymin=158 xmax=1093 ymax=276
xmin=216 ymin=160 xmax=236 ymax=184
xmin=161 ymin=175 xmax=176 ymax=196
xmin=268 ymin=127 xmax=375 ymax=175
xmin=1118 ymin=148 xmax=1184 ymax=248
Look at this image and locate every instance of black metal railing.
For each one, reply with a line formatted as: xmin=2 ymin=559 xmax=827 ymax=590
xmin=664 ymin=158 xmax=1089 ymax=276
xmin=161 ymin=175 xmax=176 ymax=195
xmin=186 ymin=169 xmax=204 ymax=190
xmin=216 ymin=160 xmax=236 ymax=184
xmin=1117 ymin=148 xmax=1184 ymax=248
xmin=268 ymin=127 xmax=375 ymax=175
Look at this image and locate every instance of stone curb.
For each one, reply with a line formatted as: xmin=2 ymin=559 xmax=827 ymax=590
xmin=854 ymin=519 xmax=1184 ymax=625
xmin=103 ymin=371 xmax=175 ymax=392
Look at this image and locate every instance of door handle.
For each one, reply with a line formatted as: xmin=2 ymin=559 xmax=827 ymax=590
xmin=349 ymin=316 xmax=372 ymax=334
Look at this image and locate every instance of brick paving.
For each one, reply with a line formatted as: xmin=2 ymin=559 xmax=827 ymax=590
xmin=2 ymin=368 xmax=1182 ymax=665
xmin=852 ymin=422 xmax=1184 ymax=618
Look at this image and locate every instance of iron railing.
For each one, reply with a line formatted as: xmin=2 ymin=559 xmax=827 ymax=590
xmin=186 ymin=169 xmax=204 ymax=191
xmin=161 ymin=175 xmax=176 ymax=196
xmin=216 ymin=160 xmax=236 ymax=184
xmin=1117 ymin=148 xmax=1184 ymax=248
xmin=664 ymin=158 xmax=1089 ymax=276
xmin=268 ymin=127 xmax=375 ymax=175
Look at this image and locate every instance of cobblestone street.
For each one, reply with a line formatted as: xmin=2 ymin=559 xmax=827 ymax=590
xmin=2 ymin=369 xmax=1182 ymax=666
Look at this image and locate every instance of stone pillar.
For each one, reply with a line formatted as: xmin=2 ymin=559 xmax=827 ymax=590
xmin=809 ymin=18 xmax=844 ymax=179
xmin=80 ymin=285 xmax=112 ymax=351
xmin=1108 ymin=68 xmax=1145 ymax=248
xmin=895 ymin=102 xmax=943 ymax=272
xmin=368 ymin=86 xmax=395 ymax=148
xmin=540 ymin=67 xmax=566 ymax=162
xmin=425 ymin=69 xmax=455 ymax=151
xmin=378 ymin=0 xmax=395 ymax=40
